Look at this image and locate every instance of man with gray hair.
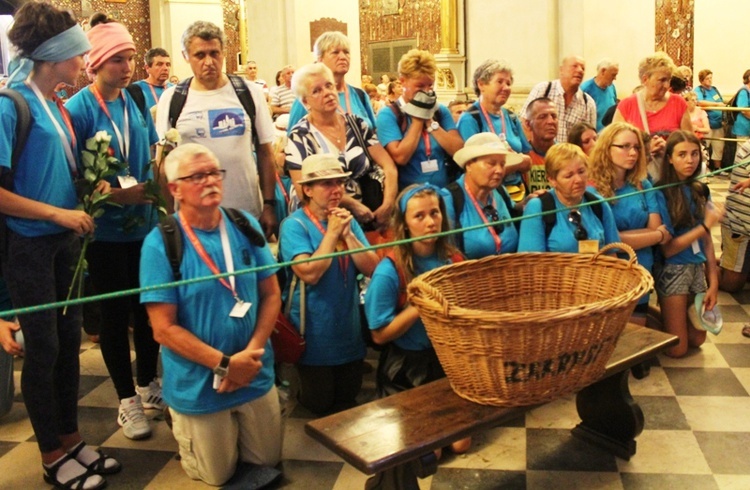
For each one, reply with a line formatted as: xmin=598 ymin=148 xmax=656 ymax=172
xmin=155 ymin=21 xmax=278 ymax=237
xmin=140 ymin=142 xmax=282 ymax=486
xmin=581 ymin=59 xmax=619 ymax=130
xmin=287 ymin=31 xmax=376 ymax=131
xmin=520 ymin=55 xmax=596 ymax=142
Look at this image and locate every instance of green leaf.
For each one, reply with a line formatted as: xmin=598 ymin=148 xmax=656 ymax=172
xmin=82 ymin=151 xmax=95 ymax=169
xmin=85 ymin=139 xmax=98 ymax=152
xmin=84 ymin=168 xmax=97 ymax=183
xmin=92 ymin=208 xmax=105 ymax=218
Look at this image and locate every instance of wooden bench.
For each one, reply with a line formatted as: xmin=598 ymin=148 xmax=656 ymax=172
xmin=305 ymin=324 xmax=679 ymax=490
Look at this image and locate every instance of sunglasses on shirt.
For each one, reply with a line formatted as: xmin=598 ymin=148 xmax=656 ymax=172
xmin=567 ymin=210 xmax=589 ymax=241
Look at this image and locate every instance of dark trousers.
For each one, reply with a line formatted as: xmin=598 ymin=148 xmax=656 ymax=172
xmin=4 ymin=231 xmax=82 ymax=453
xmin=87 ymin=240 xmax=159 ymax=400
xmin=297 ymin=360 xmax=364 ymax=415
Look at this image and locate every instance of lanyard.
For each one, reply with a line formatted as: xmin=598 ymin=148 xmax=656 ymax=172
xmin=464 ymin=180 xmax=501 ymax=254
xmin=303 ymin=206 xmax=350 ymax=282
xmin=25 ymin=79 xmax=78 ymax=176
xmin=422 ymin=130 xmax=432 ymax=158
xmin=479 ymin=103 xmax=506 ymax=137
xmin=146 ymin=83 xmax=161 ymax=104
xmin=275 ymin=173 xmax=289 ymax=205
xmin=90 ymin=85 xmax=130 ymax=162
xmin=179 ymin=211 xmax=242 ymax=302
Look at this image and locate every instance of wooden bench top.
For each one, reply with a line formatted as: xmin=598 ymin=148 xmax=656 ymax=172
xmin=305 ymin=324 xmax=678 ymax=475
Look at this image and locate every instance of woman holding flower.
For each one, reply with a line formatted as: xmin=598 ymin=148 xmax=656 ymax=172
xmin=0 ymin=2 xmax=120 ymax=488
xmin=66 ymin=15 xmax=161 ymax=441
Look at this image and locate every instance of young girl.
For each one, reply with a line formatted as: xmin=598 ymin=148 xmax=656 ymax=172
xmin=0 ymin=2 xmax=119 ymax=488
xmin=364 ymin=184 xmax=470 ymax=454
xmin=655 ymin=130 xmax=725 ymax=357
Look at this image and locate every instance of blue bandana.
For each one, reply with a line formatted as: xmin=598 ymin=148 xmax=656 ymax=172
xmin=7 ymin=24 xmax=91 ymax=86
xmin=398 ymin=183 xmax=442 ymax=213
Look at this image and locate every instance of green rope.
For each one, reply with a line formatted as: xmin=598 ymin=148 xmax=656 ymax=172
xmin=0 ymin=164 xmax=741 ymax=318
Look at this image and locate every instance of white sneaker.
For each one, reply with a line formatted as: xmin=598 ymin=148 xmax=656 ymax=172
xmin=136 ymin=380 xmax=165 ymax=410
xmin=118 ymin=395 xmax=151 ymax=440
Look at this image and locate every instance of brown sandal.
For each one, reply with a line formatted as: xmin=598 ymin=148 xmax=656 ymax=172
xmin=742 ymin=325 xmax=750 ymax=338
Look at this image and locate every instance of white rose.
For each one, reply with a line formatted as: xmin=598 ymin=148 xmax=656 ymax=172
xmin=94 ymin=131 xmax=111 ymax=143
xmin=165 ymin=128 xmax=181 ymax=144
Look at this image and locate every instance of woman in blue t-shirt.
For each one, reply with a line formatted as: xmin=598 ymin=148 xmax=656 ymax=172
xmin=518 ymin=143 xmax=620 ymax=253
xmin=654 ymin=130 xmax=725 ymax=357
xmin=0 ymin=3 xmax=120 ymax=488
xmin=364 ymin=183 xmax=470 ymax=454
xmin=278 ymin=154 xmax=379 ymax=415
xmin=588 ymin=122 xmax=670 ymax=318
xmin=66 ymin=16 xmax=161 ymax=441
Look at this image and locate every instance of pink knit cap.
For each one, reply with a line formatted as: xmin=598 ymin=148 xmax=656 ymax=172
xmin=85 ymin=23 xmax=135 ymax=76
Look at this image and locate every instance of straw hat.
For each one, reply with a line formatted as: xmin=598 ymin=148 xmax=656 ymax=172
xmin=297 ymin=154 xmax=351 ymax=184
xmin=453 ymin=132 xmax=525 ymax=169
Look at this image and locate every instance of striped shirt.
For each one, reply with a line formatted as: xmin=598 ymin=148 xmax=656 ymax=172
xmin=724 ymin=143 xmax=750 ymax=236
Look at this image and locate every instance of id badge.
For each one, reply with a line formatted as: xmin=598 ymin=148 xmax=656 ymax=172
xmin=420 ymin=159 xmax=439 ymax=173
xmin=691 ymin=240 xmax=701 ymax=254
xmin=578 ymin=239 xmax=599 ymax=254
xmin=118 ymin=175 xmax=138 ymax=189
xmin=229 ymin=300 xmax=252 ymax=318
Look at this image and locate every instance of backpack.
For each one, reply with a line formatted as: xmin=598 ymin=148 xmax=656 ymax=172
xmin=388 ymin=101 xmax=464 ymax=182
xmin=168 ymin=74 xmax=259 ymax=149
xmin=445 ymin=181 xmax=521 ymax=252
xmin=124 ymin=84 xmax=148 ymax=116
xmin=725 ymin=87 xmax=749 ymax=129
xmin=538 ymin=191 xmax=603 ymax=239
xmin=384 ymin=249 xmax=464 ymax=311
xmin=0 ymin=88 xmax=33 ymax=267
xmin=158 ymin=207 xmax=265 ymax=280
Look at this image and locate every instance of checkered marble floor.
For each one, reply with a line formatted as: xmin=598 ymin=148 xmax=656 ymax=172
xmin=2 ymin=176 xmax=750 ymax=489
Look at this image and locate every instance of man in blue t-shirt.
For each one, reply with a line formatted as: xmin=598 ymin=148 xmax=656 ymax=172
xmin=581 ymin=59 xmax=618 ymax=131
xmin=140 ymin=143 xmax=282 ymax=486
xmin=131 ymin=47 xmax=173 ymax=109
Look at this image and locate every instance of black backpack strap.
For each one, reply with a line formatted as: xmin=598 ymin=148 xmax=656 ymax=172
xmin=125 ymin=84 xmax=146 ymax=116
xmin=223 ymin=207 xmax=266 ymax=247
xmin=227 ymin=74 xmax=259 ymax=149
xmin=168 ymin=77 xmax=193 ymax=129
xmin=388 ymin=101 xmax=408 ymax=134
xmin=0 ymin=88 xmax=32 ymax=173
xmin=539 ymin=191 xmax=557 ymax=239
xmin=583 ymin=191 xmax=604 ymax=223
xmin=446 ymin=182 xmax=465 ymax=251
xmin=158 ymin=215 xmax=183 ymax=281
xmin=351 ymin=86 xmax=368 ymax=108
xmin=543 ymin=81 xmax=553 ymax=98
xmin=464 ymin=104 xmax=483 ymax=130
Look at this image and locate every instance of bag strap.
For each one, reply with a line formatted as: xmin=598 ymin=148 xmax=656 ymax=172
xmin=283 ymin=274 xmax=305 ymax=337
xmin=0 ymin=88 xmax=32 ymax=174
xmin=227 ymin=74 xmax=259 ymax=149
xmin=388 ymin=101 xmax=408 ymax=133
xmin=445 ymin=182 xmax=465 ymax=251
xmin=635 ymin=91 xmax=650 ymax=134
xmin=344 ymin=112 xmax=374 ymax=166
xmin=168 ymin=77 xmax=192 ymax=129
xmin=124 ymin=84 xmax=147 ymax=116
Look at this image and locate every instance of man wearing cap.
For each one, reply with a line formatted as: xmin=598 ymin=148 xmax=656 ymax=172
xmin=376 ymin=49 xmax=463 ymax=190
xmin=132 ymin=47 xmax=173 ymax=109
xmin=442 ymin=132 xmax=523 ymax=258
xmin=523 ymin=97 xmax=559 ymax=193
xmin=278 ymin=153 xmax=378 ymax=415
xmin=155 ymin=21 xmax=278 ymax=238
xmin=140 ymin=142 xmax=282 ymax=486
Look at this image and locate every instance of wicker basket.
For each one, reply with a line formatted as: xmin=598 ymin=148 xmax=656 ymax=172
xmin=407 ymin=243 xmax=653 ymax=407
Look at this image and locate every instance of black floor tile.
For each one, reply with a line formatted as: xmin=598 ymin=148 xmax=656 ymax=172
xmin=272 ymin=460 xmax=344 ymax=489
xmin=695 ymin=431 xmax=750 ymax=474
xmin=76 ymin=406 xmax=121 ymax=446
xmin=635 ymin=396 xmax=691 ymax=430
xmin=101 ymin=446 xmax=175 ymax=489
xmin=78 ymin=375 xmax=109 ymax=400
xmin=0 ymin=440 xmax=18 ymax=458
xmin=621 ymin=472 xmax=719 ymax=490
xmin=730 ymin=289 xmax=750 ymax=304
xmin=431 ymin=468 xmax=526 ymax=489
xmin=714 ymin=305 xmax=747 ymax=323
xmin=526 ymin=429 xmax=618 ymax=472
xmin=663 ymin=367 xmax=748 ymax=396
xmin=714 ymin=344 xmax=750 ymax=368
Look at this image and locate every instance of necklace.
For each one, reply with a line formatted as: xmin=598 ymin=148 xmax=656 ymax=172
xmin=315 ymin=116 xmax=345 ymax=149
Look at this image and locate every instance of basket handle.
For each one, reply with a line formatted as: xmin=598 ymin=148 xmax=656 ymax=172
xmin=592 ymin=242 xmax=638 ymax=267
xmin=407 ymin=281 xmax=452 ymax=318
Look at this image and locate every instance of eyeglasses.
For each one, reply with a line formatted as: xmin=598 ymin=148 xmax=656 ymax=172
xmin=482 ymin=205 xmax=504 ymax=234
xmin=611 ymin=143 xmax=641 ymax=153
xmin=175 ymin=169 xmax=226 ymax=185
xmin=568 ymin=210 xmax=588 ymax=240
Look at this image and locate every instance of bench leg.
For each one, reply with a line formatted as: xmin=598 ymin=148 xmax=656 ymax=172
xmin=571 ymin=370 xmax=644 ymax=461
xmin=364 ymin=452 xmax=437 ymax=490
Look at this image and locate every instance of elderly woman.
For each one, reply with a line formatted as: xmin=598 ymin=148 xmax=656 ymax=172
xmin=588 ymin=123 xmax=670 ymax=317
xmin=66 ymin=15 xmax=163 ymax=442
xmin=613 ymin=52 xmax=692 ymax=168
xmin=288 ymin=31 xmax=376 ymax=130
xmin=285 ymin=63 xmax=397 ymax=232
xmin=567 ymin=121 xmax=598 ymax=156
xmin=377 ymin=49 xmax=464 ymax=190
xmin=442 ymin=133 xmax=522 ymax=258
xmin=279 ymin=154 xmax=379 ymax=415
xmin=457 ymin=59 xmax=531 ymax=203
xmin=518 ymin=143 xmax=620 ymax=252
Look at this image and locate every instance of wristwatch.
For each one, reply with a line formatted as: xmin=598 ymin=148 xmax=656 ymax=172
xmin=426 ymin=121 xmax=440 ymax=133
xmin=212 ymin=354 xmax=230 ymax=377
